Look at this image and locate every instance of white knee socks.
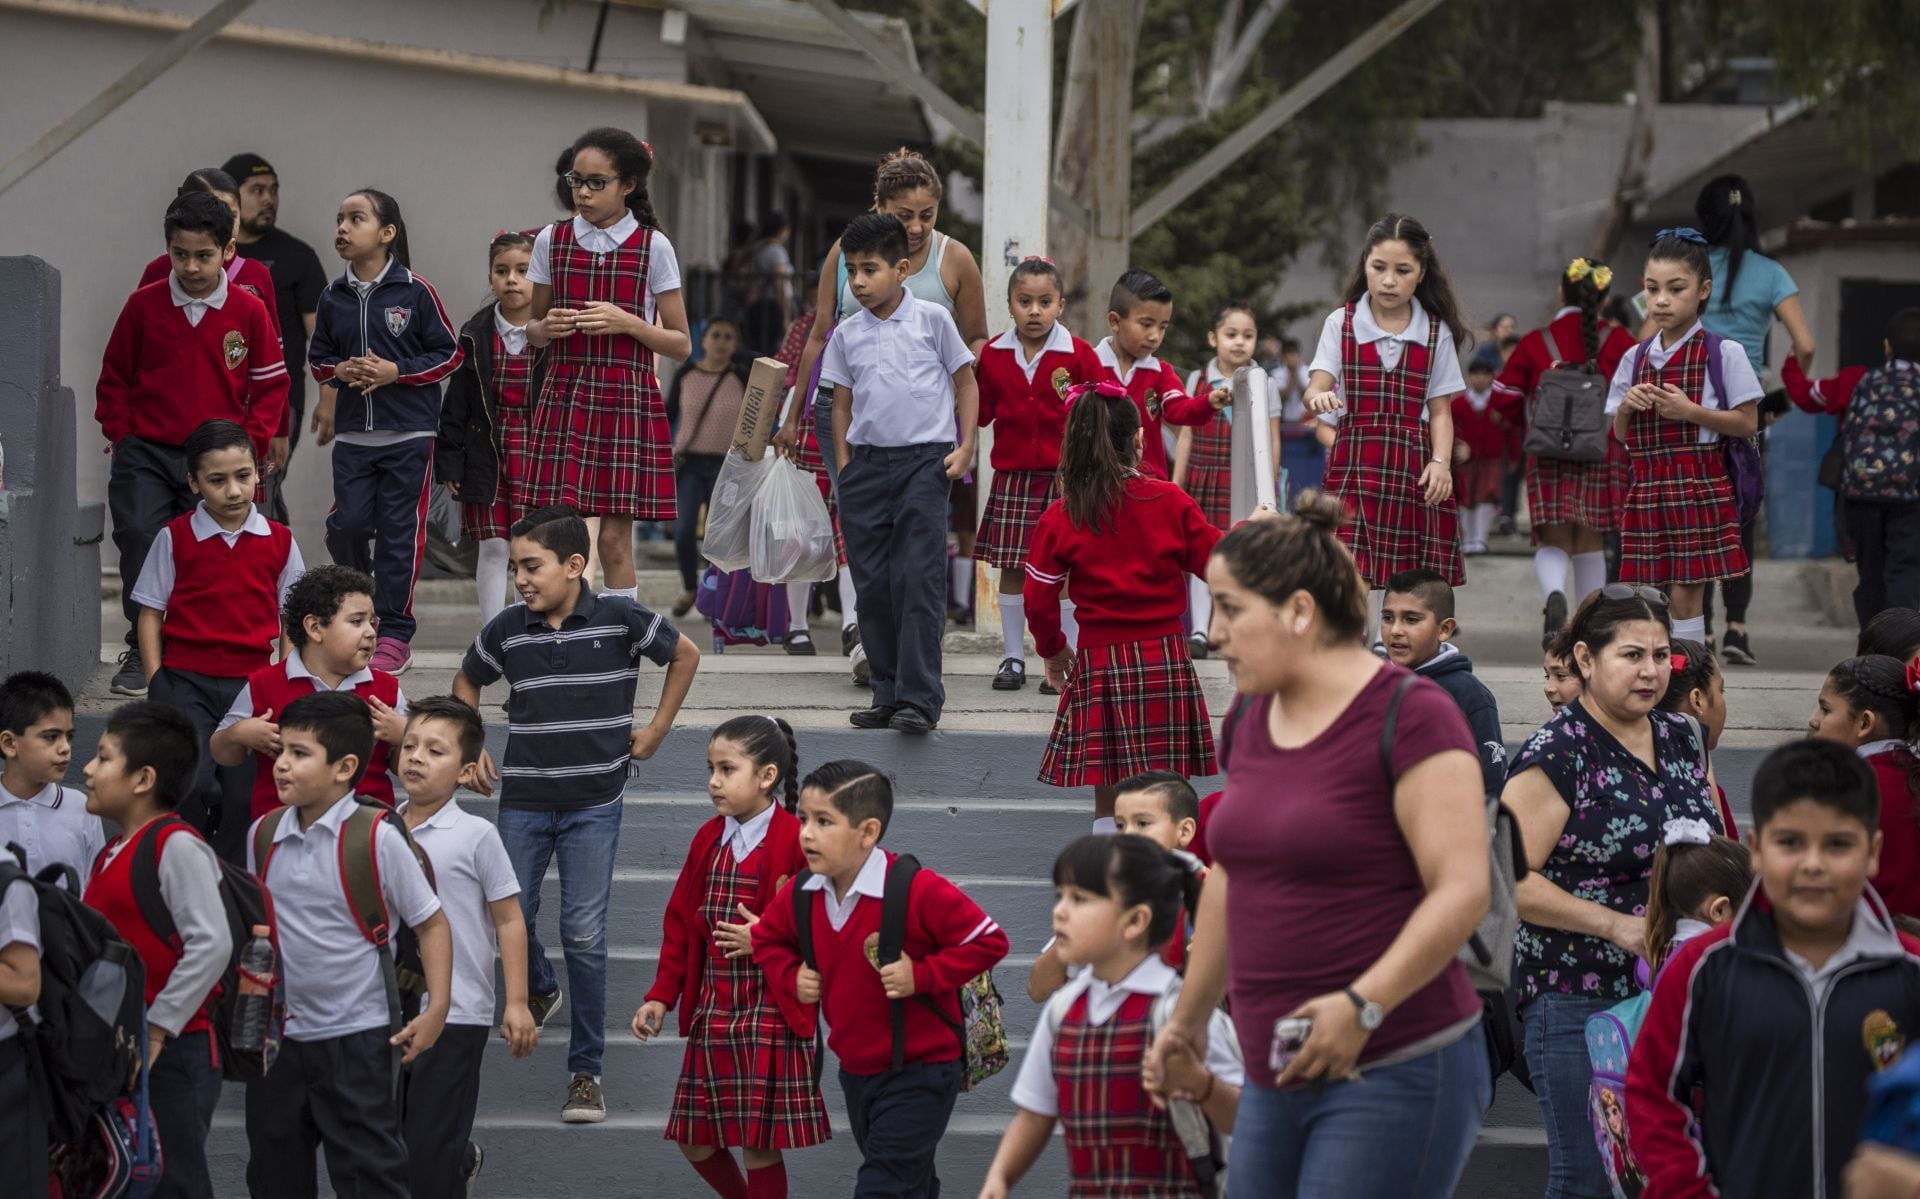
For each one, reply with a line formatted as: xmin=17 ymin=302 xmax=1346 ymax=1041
xmin=1533 ymin=547 xmax=1572 ymax=601
xmin=1060 ymin=600 xmax=1080 ymax=651
xmin=1188 ymin=576 xmax=1212 ymax=639
xmin=998 ymin=594 xmax=1026 ymax=662
xmin=1571 ymin=551 xmax=1608 ymax=604
xmin=785 ymin=581 xmax=811 ymax=634
xmin=1672 ymin=614 xmax=1707 ymax=643
xmin=951 ymin=556 xmax=974 ymax=610
xmin=475 ymin=538 xmax=510 ymax=623
xmin=837 ymin=570 xmax=859 ymax=630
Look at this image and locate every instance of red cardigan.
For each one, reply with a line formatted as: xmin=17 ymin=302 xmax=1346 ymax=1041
xmin=645 ymin=806 xmax=815 ymax=1038
xmin=976 ymin=330 xmax=1104 ymax=472
xmin=1869 ymin=748 xmax=1920 ymax=919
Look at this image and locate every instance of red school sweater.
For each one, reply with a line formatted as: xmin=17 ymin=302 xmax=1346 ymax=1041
xmin=157 ymin=511 xmax=295 ymax=678
xmin=752 ymin=851 xmax=1009 ymax=1076
xmin=84 ymin=819 xmax=215 ymax=1040
xmin=1093 ymin=343 xmax=1216 ymax=479
xmin=976 ymin=330 xmax=1105 ymax=472
xmin=95 ymin=280 xmax=288 ymax=457
xmin=645 ymin=807 xmax=815 ymax=1039
xmin=1022 ymin=477 xmax=1222 ymax=658
xmin=239 ymin=657 xmax=403 ymax=819
xmin=1869 ymin=748 xmax=1920 ymax=919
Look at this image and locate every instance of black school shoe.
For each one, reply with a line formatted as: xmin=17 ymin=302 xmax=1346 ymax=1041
xmin=1721 ymin=628 xmax=1755 ymax=665
xmin=1039 ymin=679 xmax=1058 ymax=696
xmin=993 ymin=657 xmax=1026 ymax=690
xmin=1188 ymin=633 xmax=1210 ymax=660
xmin=850 ymin=705 xmax=898 ymax=729
xmin=785 ymin=632 xmax=817 ymax=656
xmin=889 ymin=706 xmax=936 ymax=735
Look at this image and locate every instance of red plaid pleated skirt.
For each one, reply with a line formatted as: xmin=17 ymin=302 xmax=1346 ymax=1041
xmin=1525 ymin=452 xmax=1628 ymax=534
xmin=1619 ymin=441 xmax=1748 ymax=586
xmin=523 ymin=362 xmax=676 ymax=520
xmin=665 ymin=843 xmax=830 ymax=1150
xmin=1324 ymin=414 xmax=1464 ymax=586
xmin=1454 ymin=456 xmax=1504 ymax=508
xmin=460 ymin=411 xmax=534 ymax=541
xmin=976 ymin=469 xmax=1057 ymax=569
xmin=1182 ymin=419 xmax=1233 ymax=530
xmin=1039 ymin=633 xmax=1216 ymax=788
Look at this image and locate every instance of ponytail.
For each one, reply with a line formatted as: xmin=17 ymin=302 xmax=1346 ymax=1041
xmin=1059 ymin=382 xmax=1139 ymax=533
xmin=1643 ymin=828 xmax=1751 ymax=976
xmin=350 ymin=188 xmax=410 ymax=269
xmin=1051 ymin=835 xmax=1201 ymax=953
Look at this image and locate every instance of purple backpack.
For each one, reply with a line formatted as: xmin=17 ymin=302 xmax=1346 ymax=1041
xmin=695 ymin=565 xmax=790 ymax=649
xmin=1629 ymin=330 xmax=1764 ymax=523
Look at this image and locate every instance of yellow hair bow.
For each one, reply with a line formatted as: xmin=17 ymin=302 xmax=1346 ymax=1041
xmin=1565 ymin=258 xmax=1613 ymax=292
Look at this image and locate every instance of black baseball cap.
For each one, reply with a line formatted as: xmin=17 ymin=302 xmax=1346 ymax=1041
xmin=221 ymin=152 xmax=276 ymax=181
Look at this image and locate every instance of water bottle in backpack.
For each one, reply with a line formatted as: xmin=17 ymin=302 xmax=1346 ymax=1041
xmin=230 ymin=926 xmax=279 ymax=1074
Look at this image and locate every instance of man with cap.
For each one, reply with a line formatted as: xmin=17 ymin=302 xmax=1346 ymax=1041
xmin=223 ymin=151 xmax=327 ymax=519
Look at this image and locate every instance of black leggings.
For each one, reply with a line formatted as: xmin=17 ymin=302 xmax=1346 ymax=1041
xmin=1704 ymin=516 xmax=1758 ymax=627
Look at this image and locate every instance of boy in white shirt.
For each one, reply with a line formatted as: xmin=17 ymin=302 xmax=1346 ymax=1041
xmin=0 ymin=672 xmax=104 ymax=878
xmin=397 ymin=697 xmax=536 ymax=1199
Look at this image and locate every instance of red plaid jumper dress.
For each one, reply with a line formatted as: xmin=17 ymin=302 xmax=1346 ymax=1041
xmin=1039 ymin=632 xmax=1215 ymax=788
xmin=1053 ymin=990 xmax=1204 ymax=1197
xmin=1180 ymin=367 xmax=1234 ymax=530
xmin=1322 ymin=304 xmax=1464 ymax=586
xmin=525 ymin=220 xmax=675 ymax=519
xmin=1618 ymin=334 xmax=1750 ymax=586
xmin=460 ymin=330 xmax=533 ymax=541
xmin=976 ymin=469 xmax=1058 ymax=570
xmin=665 ymin=839 xmax=830 ymax=1149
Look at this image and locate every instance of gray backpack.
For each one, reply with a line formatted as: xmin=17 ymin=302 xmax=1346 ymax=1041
xmin=1523 ymin=364 xmax=1610 ymax=463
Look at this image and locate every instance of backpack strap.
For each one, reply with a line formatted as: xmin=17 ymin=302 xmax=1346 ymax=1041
xmin=1150 ymin=980 xmax=1230 ymax=1195
xmin=1680 ymin=713 xmax=1711 ymax=782
xmin=1699 ymin=330 xmax=1731 ymax=415
xmin=129 ymin=816 xmax=193 ymax=951
xmin=251 ymin=809 xmax=288 ymax=880
xmin=1216 ymin=696 xmax=1251 ymax=773
xmin=879 ymin=853 xmax=922 ymax=1071
xmin=788 ymin=868 xmax=826 ymax=1087
xmin=1375 ymin=673 xmax=1422 ymax=783
xmin=337 ymin=803 xmax=394 ymax=948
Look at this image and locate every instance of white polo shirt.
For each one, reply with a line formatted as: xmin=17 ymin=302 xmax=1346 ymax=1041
xmin=401 ymin=799 xmax=519 ymax=1028
xmin=249 ymin=794 xmax=441 ymax=1041
xmin=1604 ymin=321 xmax=1764 ymax=444
xmin=169 ymin=270 xmax=229 ymax=329
xmin=216 ymin=651 xmax=408 ymax=734
xmin=129 ymin=503 xmax=306 ymax=613
xmin=0 ymin=783 xmax=104 ymax=881
xmin=0 ymin=877 xmax=37 ymax=1041
xmin=819 ymin=289 xmax=973 ymax=447
xmin=1307 ymin=297 xmax=1466 ymax=427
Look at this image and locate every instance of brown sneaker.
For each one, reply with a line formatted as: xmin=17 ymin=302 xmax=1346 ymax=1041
xmin=561 ymin=1074 xmax=605 ymax=1124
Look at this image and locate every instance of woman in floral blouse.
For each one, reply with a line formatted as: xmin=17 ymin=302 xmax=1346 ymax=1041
xmin=1503 ymin=586 xmax=1723 ymax=1199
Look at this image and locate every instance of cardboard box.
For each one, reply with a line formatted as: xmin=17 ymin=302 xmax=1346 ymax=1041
xmin=731 ymin=356 xmax=789 ymax=462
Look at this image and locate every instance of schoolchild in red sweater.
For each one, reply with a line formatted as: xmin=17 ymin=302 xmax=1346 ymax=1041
xmin=752 ymin=762 xmax=1008 ymax=1199
xmin=130 ymin=420 xmax=303 ymax=863
xmin=1807 ymin=654 xmax=1920 ymax=918
xmin=209 ymin=564 xmax=406 ymax=820
xmin=1026 ymin=383 xmax=1221 ymax=829
xmin=82 ymin=702 xmax=232 ymax=1199
xmin=1093 ymin=270 xmax=1226 ymax=482
xmin=975 ymin=256 xmax=1103 ymax=692
xmin=98 ymin=190 xmax=289 ymax=696
xmin=1451 ymin=358 xmax=1507 ymax=556
xmin=634 ymin=716 xmax=828 ymax=1199
xmin=1176 ymin=301 xmax=1262 ymax=659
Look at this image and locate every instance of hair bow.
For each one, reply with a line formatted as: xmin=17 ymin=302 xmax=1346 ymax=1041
xmin=1668 ymin=652 xmax=1688 ymax=675
xmin=641 ymin=139 xmax=654 ymax=158
xmin=1653 ymin=226 xmax=1709 ymax=246
xmin=1907 ymin=656 xmax=1920 ymax=695
xmin=1565 ymin=257 xmax=1613 ymax=292
xmin=1663 ymin=817 xmax=1713 ymax=847
xmin=1066 ymin=380 xmax=1127 ymax=407
xmin=1023 ymin=255 xmax=1057 ymax=266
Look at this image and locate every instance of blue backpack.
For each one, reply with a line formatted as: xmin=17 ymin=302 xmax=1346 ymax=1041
xmin=1586 ymin=995 xmax=1654 ymax=1199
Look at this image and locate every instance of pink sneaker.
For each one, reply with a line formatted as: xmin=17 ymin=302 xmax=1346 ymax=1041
xmin=370 ymin=636 xmax=412 ymax=675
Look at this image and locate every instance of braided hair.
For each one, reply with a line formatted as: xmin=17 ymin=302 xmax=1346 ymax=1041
xmin=566 ymin=127 xmax=659 ymax=230
xmin=873 ymin=148 xmax=943 ymax=207
xmin=1824 ymin=655 xmax=1920 ymax=807
xmin=1559 ymin=258 xmax=1616 ymax=373
xmin=711 ymin=714 xmax=801 ymax=814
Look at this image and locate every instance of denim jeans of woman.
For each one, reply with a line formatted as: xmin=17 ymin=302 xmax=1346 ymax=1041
xmin=1522 ymin=992 xmax=1614 ymax=1199
xmin=674 ymin=452 xmax=726 ymax=591
xmin=1227 ymin=1029 xmax=1489 ymax=1198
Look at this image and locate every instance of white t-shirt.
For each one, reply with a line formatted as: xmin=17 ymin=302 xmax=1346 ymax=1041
xmin=819 ymin=290 xmax=973 ymax=447
xmin=1603 ymin=322 xmax=1764 ymax=445
xmin=527 ymin=213 xmax=681 ymax=322
xmin=1307 ymin=297 xmax=1466 ymax=427
xmin=0 ymin=784 xmax=104 ymax=881
xmin=129 ymin=503 xmax=305 ymax=613
xmin=402 ymin=800 xmax=520 ymax=1027
xmin=0 ymin=877 xmax=37 ymax=1041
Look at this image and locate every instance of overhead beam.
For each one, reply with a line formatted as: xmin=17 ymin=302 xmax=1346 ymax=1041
xmin=0 ymin=0 xmax=254 ymax=197
xmin=1132 ymin=0 xmax=1447 ymax=232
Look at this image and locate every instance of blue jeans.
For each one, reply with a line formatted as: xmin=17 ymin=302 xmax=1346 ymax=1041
xmin=1521 ymin=993 xmax=1613 ymax=1199
xmin=673 ymin=452 xmax=725 ymax=591
xmin=1228 ymin=1029 xmax=1489 ymax=1198
xmin=497 ymin=801 xmax=623 ymax=1076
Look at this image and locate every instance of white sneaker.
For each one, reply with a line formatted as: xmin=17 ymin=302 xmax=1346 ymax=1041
xmin=850 ymin=643 xmax=870 ymax=687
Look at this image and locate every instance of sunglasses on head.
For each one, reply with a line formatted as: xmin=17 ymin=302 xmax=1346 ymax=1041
xmin=1599 ymin=583 xmax=1668 ymax=605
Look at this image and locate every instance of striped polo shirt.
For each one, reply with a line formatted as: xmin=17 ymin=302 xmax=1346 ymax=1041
xmin=460 ymin=584 xmax=680 ymax=810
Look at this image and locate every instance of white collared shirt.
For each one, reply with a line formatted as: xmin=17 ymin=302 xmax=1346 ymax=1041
xmin=400 ymin=799 xmax=519 ymax=1027
xmin=129 ymin=502 xmax=305 ymax=612
xmin=1092 ymin=336 xmax=1167 ymax=387
xmin=987 ymin=322 xmax=1074 ymax=383
xmin=169 ymin=270 xmax=229 ymax=328
xmin=1860 ymin=739 xmax=1906 ymax=760
xmin=722 ymin=803 xmax=778 ymax=864
xmin=1783 ymin=897 xmax=1902 ymax=1005
xmin=0 ymin=783 xmax=104 ymax=880
xmin=1307 ymin=297 xmax=1466 ymax=426
xmin=216 ymin=650 xmax=407 ymax=734
xmin=1604 ymin=320 xmax=1764 ymax=444
xmin=495 ymin=306 xmax=530 ymax=357
xmin=249 ymin=793 xmax=441 ymax=1041
xmin=0 ymin=878 xmax=37 ymax=1041
xmin=1009 ymin=955 xmax=1244 ymax=1117
xmin=802 ymin=846 xmax=887 ymax=932
xmin=526 ymin=214 xmax=681 ymax=321
xmin=345 ymin=256 xmax=394 ymax=296
xmin=820 ymin=289 xmax=974 ymax=447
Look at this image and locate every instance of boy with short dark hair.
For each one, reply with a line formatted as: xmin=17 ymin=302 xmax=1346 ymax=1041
xmin=81 ymin=702 xmax=231 ymax=1199
xmin=453 ymin=504 xmax=699 ymax=1123
xmin=98 ymin=190 xmax=290 ymax=697
xmin=396 ymin=695 xmax=535 ymax=1199
xmin=0 ymin=671 xmax=103 ymax=877
xmin=823 ymin=213 xmax=979 ymax=736
xmin=244 ymin=691 xmax=451 ymax=1199
xmin=1628 ymin=738 xmax=1920 ymax=1199
xmin=1381 ymin=568 xmax=1506 ymax=794
xmin=752 ymin=760 xmax=1009 ymax=1198
xmin=1094 ymin=269 xmax=1225 ymax=482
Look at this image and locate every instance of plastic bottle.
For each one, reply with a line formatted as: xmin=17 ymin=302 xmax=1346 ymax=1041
xmin=232 ymin=925 xmax=276 ymax=1047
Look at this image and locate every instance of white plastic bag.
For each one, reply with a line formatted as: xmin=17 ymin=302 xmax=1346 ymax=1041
xmin=702 ymin=449 xmax=773 ymax=572
xmin=750 ymin=456 xmax=838 ymax=583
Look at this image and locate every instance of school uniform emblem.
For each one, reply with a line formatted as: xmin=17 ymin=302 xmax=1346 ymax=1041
xmin=1051 ymin=367 xmax=1072 ymax=400
xmin=222 ymin=330 xmax=247 ymax=369
xmin=1144 ymin=389 xmax=1162 ymax=419
xmin=385 ymin=306 xmax=412 ymax=336
xmin=1864 ymin=1009 xmax=1905 ymax=1070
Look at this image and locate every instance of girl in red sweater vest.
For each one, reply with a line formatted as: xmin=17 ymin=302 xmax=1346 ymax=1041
xmin=632 ymin=715 xmax=827 ymax=1199
xmin=1807 ymin=654 xmax=1920 ymax=917
xmin=1176 ymin=301 xmax=1262 ymax=659
xmin=975 ymin=257 xmax=1103 ymax=693
xmin=1027 ymin=384 xmax=1221 ymax=828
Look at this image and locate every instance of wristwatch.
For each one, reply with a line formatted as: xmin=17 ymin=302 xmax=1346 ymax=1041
xmin=1344 ymin=986 xmax=1385 ymax=1031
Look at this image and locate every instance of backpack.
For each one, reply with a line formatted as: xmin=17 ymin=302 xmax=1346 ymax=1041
xmin=0 ymin=852 xmax=145 ymax=1146
xmin=1839 ymin=364 xmax=1920 ymax=502
xmin=1628 ymin=330 xmax=1765 ymax=523
xmin=128 ymin=815 xmax=284 ymax=1081
xmin=252 ymin=801 xmax=437 ymax=1032
xmin=1523 ymin=364 xmax=1611 ymax=462
xmin=792 ymin=854 xmax=1009 ymax=1091
xmin=1585 ymin=997 xmax=1653 ymax=1199
xmin=696 ymin=564 xmax=792 ymax=649
xmin=1044 ymin=973 xmax=1238 ymax=1198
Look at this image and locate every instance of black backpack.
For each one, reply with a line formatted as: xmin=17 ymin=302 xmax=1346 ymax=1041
xmin=0 ymin=848 xmax=146 ymax=1144
xmin=129 ymin=816 xmax=284 ymax=1081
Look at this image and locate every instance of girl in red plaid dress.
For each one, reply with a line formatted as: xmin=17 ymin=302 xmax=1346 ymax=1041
xmin=1177 ymin=301 xmax=1262 ymax=660
xmin=1027 ymin=384 xmax=1220 ymax=830
xmin=438 ymin=232 xmax=536 ymax=625
xmin=527 ymin=127 xmax=692 ymax=600
xmin=977 ymin=257 xmax=1103 ymax=692
xmin=1607 ymin=230 xmax=1764 ymax=646
xmin=1450 ymin=358 xmax=1506 ymax=556
xmin=981 ymin=835 xmax=1242 ymax=1198
xmin=1304 ymin=214 xmax=1470 ymax=641
xmin=632 ymin=715 xmax=828 ymax=1199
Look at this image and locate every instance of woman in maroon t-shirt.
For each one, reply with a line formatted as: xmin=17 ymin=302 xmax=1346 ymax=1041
xmin=1147 ymin=493 xmax=1492 ymax=1198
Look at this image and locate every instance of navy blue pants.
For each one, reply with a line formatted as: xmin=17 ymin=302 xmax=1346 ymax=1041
xmin=245 ymin=1028 xmax=409 ymax=1199
xmin=837 ymin=443 xmax=952 ymax=721
xmin=148 ymin=667 xmax=253 ymax=865
xmin=151 ymin=1030 xmax=224 ymax=1199
xmin=108 ymin=436 xmax=195 ymax=650
xmin=400 ymin=1024 xmax=487 ymax=1199
xmin=325 ymin=437 xmax=433 ymax=643
xmin=0 ymin=1037 xmax=46 ymax=1199
xmin=839 ymin=1060 xmax=963 ymax=1198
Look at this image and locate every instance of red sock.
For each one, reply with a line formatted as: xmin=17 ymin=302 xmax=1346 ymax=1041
xmin=690 ymin=1151 xmax=748 ymax=1199
xmin=745 ymin=1161 xmax=788 ymax=1199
